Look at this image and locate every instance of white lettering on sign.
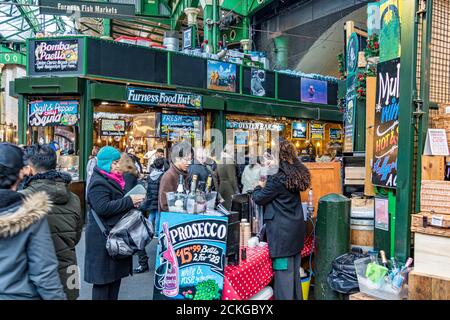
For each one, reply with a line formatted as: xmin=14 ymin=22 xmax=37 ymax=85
xmin=169 ymin=222 xmax=227 ymax=245
xmin=378 ymin=62 xmax=400 ymax=106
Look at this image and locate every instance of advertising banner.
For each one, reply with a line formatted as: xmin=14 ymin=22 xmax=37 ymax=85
xmin=154 ymin=212 xmax=228 ymax=300
xmin=344 ymin=74 xmax=357 ymax=152
xmin=28 ymin=100 xmax=79 ymax=127
xmin=100 ymin=119 xmax=126 ymax=136
xmin=251 ymin=68 xmax=266 ymax=97
xmin=292 ymin=121 xmax=307 ymax=139
xmin=207 ymin=60 xmax=237 ymax=92
xmin=300 ymin=78 xmax=328 ymax=104
xmin=310 ymin=123 xmax=324 ymax=140
xmin=127 ymin=88 xmax=202 ymax=110
xmin=31 ymin=39 xmax=81 ymax=75
xmin=372 ymin=58 xmax=400 ymax=188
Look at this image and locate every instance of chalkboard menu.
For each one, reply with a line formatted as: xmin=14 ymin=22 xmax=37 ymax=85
xmin=29 ymin=39 xmax=84 ymax=76
xmin=372 ymin=58 xmax=400 ymax=188
xmin=154 ymin=212 xmax=228 ymax=300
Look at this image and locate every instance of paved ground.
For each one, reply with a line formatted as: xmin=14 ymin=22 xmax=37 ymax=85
xmin=76 ymin=229 xmax=158 ymax=300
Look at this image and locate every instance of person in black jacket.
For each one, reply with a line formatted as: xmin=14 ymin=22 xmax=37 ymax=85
xmin=252 ymin=138 xmax=311 ymax=300
xmin=134 ymin=158 xmax=166 ymax=274
xmin=84 ymin=146 xmax=145 ymax=300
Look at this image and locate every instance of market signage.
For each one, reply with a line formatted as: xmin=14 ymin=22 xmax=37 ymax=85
xmin=344 ymin=74 xmax=357 ymax=152
xmin=127 ymin=88 xmax=202 ymax=110
xmin=329 ymin=128 xmax=342 ymax=140
xmin=100 ymin=119 xmax=126 ymax=136
xmin=226 ymin=120 xmax=284 ymax=131
xmin=28 ymin=100 xmax=79 ymax=127
xmin=379 ymin=0 xmax=400 ymax=63
xmin=154 ymin=212 xmax=228 ymax=300
xmin=372 ymin=58 xmax=400 ymax=188
xmin=38 ymin=0 xmax=136 ymax=19
xmin=29 ymin=39 xmax=83 ymax=76
xmin=292 ymin=121 xmax=307 ymax=139
xmin=183 ymin=27 xmax=193 ymax=50
xmin=310 ymin=123 xmax=324 ymax=140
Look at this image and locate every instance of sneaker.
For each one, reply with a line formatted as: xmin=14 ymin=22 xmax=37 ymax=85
xmin=134 ymin=265 xmax=149 ymax=274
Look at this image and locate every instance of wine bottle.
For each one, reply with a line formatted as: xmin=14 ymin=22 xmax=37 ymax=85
xmin=186 ymin=175 xmax=198 ymax=214
xmin=380 ymin=250 xmax=389 ymax=269
xmin=161 ymin=222 xmax=179 ymax=297
xmin=205 ymin=175 xmax=213 ymax=193
xmin=177 ymin=175 xmax=185 ymax=194
xmin=174 ymin=175 xmax=185 ymax=211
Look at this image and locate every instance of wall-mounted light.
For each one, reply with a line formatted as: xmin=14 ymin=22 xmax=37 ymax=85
xmin=101 ymin=102 xmax=109 ymax=105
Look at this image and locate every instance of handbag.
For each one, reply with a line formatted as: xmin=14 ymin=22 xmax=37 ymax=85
xmin=91 ymin=209 xmax=154 ymax=260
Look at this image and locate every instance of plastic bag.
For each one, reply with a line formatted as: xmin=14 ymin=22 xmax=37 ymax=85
xmin=327 ymin=251 xmax=369 ymax=294
xmin=106 ymin=209 xmax=154 ymax=259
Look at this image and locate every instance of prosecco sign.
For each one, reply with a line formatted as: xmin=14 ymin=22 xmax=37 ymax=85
xmin=38 ymin=0 xmax=136 ymax=19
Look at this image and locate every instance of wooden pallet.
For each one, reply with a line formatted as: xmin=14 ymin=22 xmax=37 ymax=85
xmin=408 ymin=271 xmax=450 ymax=300
xmin=349 ymin=292 xmax=379 ymax=300
xmin=411 ymin=213 xmax=450 ymax=237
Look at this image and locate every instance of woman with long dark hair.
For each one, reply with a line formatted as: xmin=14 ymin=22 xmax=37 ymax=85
xmin=252 ymin=138 xmax=311 ymax=300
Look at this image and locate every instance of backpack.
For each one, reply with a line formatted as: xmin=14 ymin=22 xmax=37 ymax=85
xmin=91 ymin=209 xmax=154 ymax=260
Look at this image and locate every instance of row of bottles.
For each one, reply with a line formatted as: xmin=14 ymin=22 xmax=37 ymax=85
xmin=174 ymin=174 xmax=213 ymax=214
xmin=369 ymin=250 xmax=413 ymax=290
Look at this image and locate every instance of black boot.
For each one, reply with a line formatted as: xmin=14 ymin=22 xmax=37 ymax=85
xmin=134 ymin=265 xmax=149 ymax=274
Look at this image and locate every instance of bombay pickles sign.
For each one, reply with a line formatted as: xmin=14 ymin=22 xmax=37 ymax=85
xmin=28 ymin=100 xmax=79 ymax=127
xmin=127 ymin=88 xmax=202 ymax=110
xmin=154 ymin=212 xmax=228 ymax=300
xmin=29 ymin=39 xmax=83 ymax=76
xmin=372 ymin=58 xmax=400 ymax=188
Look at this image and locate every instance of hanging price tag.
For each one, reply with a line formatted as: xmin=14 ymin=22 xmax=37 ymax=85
xmin=431 ymin=215 xmax=444 ymax=228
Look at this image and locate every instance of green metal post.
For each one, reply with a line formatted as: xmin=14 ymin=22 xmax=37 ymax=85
xmin=102 ymin=19 xmax=111 ymax=37
xmin=274 ymin=72 xmax=279 ymax=99
xmin=203 ymin=5 xmax=213 ymax=48
xmin=213 ymin=110 xmax=226 ymax=146
xmin=273 ymin=36 xmax=288 ymax=70
xmin=395 ymin=0 xmax=418 ymax=263
xmin=388 ymin=190 xmax=396 ymax=258
xmin=18 ymin=95 xmax=27 ymax=145
xmin=167 ymin=51 xmax=172 ymax=86
xmin=212 ymin=0 xmax=219 ymax=53
xmin=84 ymin=81 xmax=94 ymax=181
xmin=415 ymin=0 xmax=433 ymax=212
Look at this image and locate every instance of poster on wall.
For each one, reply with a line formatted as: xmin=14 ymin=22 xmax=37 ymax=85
xmin=28 ymin=100 xmax=79 ymax=127
xmin=207 ymin=60 xmax=237 ymax=92
xmin=100 ymin=119 xmax=126 ymax=136
xmin=379 ymin=0 xmax=401 ymax=63
xmin=154 ymin=212 xmax=228 ymax=300
xmin=372 ymin=58 xmax=400 ymax=188
xmin=183 ymin=27 xmax=193 ymax=49
xmin=310 ymin=123 xmax=324 ymax=139
xmin=375 ymin=197 xmax=389 ymax=231
xmin=251 ymin=69 xmax=266 ymax=96
xmin=367 ymin=2 xmax=381 ymax=36
xmin=32 ymin=39 xmax=80 ymax=74
xmin=344 ymin=74 xmax=357 ymax=152
xmin=234 ymin=131 xmax=249 ymax=146
xmin=292 ymin=121 xmax=307 ymax=139
xmin=300 ymin=78 xmax=328 ymax=104
xmin=160 ymin=114 xmax=202 ymax=140
xmin=329 ymin=128 xmax=342 ymax=140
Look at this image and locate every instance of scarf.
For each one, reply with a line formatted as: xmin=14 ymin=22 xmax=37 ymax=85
xmin=99 ymin=169 xmax=125 ymax=190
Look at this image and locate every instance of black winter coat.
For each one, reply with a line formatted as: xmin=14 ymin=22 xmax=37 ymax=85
xmin=84 ymin=168 xmax=135 ymax=285
xmin=142 ymin=169 xmax=164 ymax=213
xmin=188 ymin=160 xmax=211 ymax=191
xmin=123 ymin=172 xmax=138 ymax=194
xmin=20 ymin=170 xmax=82 ymax=300
xmin=252 ymin=174 xmax=306 ymax=259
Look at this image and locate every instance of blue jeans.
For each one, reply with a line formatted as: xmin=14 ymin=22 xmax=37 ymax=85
xmin=148 ymin=210 xmax=160 ymax=236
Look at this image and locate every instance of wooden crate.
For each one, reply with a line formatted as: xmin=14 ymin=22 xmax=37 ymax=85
xmin=421 ymin=156 xmax=445 ymax=180
xmin=431 ymin=114 xmax=450 ymax=149
xmin=349 ymin=292 xmax=379 ymax=300
xmin=414 ymin=233 xmax=450 ymax=279
xmin=411 ymin=213 xmax=450 ymax=237
xmin=420 ymin=180 xmax=450 ymax=215
xmin=408 ymin=270 xmax=450 ymax=300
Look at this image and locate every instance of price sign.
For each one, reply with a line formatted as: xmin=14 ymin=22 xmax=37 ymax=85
xmin=154 ymin=212 xmax=228 ymax=300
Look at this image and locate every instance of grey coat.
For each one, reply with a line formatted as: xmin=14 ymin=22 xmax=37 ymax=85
xmin=217 ymin=155 xmax=240 ymax=210
xmin=0 ymin=190 xmax=66 ymax=300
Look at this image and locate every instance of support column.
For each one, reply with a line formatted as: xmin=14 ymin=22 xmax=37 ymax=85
xmin=203 ymin=4 xmax=213 ymax=52
xmin=395 ymin=0 xmax=418 ymax=263
xmin=102 ymin=19 xmax=112 ymax=39
xmin=184 ymin=7 xmax=200 ymax=48
xmin=273 ymin=35 xmax=289 ymax=70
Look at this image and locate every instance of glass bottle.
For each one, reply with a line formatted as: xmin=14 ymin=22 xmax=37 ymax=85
xmin=186 ymin=175 xmax=198 ymax=214
xmin=161 ymin=222 xmax=179 ymax=297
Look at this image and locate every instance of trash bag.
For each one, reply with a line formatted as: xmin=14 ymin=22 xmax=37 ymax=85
xmin=327 ymin=250 xmax=369 ymax=294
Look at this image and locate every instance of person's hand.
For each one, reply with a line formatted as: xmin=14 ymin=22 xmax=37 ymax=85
xmin=258 ymin=179 xmax=266 ymax=188
xmin=130 ymin=195 xmax=145 ymax=207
